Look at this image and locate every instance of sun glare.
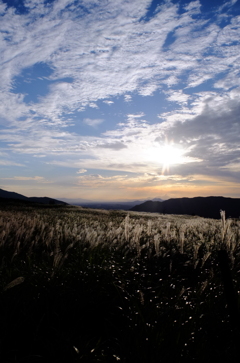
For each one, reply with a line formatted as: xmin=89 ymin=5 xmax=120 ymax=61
xmin=145 ymin=142 xmax=187 ymax=173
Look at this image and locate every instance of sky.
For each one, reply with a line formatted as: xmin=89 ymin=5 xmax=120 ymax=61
xmin=0 ymin=0 xmax=240 ymax=201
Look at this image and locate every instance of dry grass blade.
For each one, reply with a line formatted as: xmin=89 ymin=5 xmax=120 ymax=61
xmin=3 ymin=276 xmax=25 ymax=291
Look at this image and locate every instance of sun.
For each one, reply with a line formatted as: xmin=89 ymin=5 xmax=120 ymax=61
xmin=160 ymin=143 xmax=186 ymax=174
xmin=145 ymin=141 xmax=187 ymax=174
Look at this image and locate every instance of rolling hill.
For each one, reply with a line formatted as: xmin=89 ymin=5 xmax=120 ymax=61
xmin=130 ymin=196 xmax=240 ymax=219
xmin=0 ymin=188 xmax=67 ymax=205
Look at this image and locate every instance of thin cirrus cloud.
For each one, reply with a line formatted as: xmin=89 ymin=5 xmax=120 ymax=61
xmin=0 ymin=0 xmax=240 ymax=199
xmin=83 ymin=118 xmax=104 ymax=127
xmin=1 ymin=176 xmax=48 ymax=182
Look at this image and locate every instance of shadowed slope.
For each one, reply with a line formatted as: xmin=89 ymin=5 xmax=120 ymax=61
xmin=130 ymin=196 xmax=240 ymax=219
xmin=0 ymin=188 xmax=67 ymax=205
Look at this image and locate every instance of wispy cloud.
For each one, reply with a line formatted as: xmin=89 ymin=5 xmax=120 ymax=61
xmin=124 ymin=95 xmax=132 ymax=102
xmin=0 ymin=160 xmax=25 ymax=166
xmin=76 ymin=172 xmax=200 ymax=190
xmin=103 ymin=100 xmax=114 ymax=105
xmin=127 ymin=113 xmax=145 ymax=119
xmin=77 ymin=169 xmax=87 ymax=174
xmin=83 ymin=118 xmax=104 ymax=127
xmin=97 ymin=142 xmax=127 ymax=150
xmin=1 ymin=176 xmax=49 ymax=182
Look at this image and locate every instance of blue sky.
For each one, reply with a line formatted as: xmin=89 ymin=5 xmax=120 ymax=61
xmin=1 ymin=0 xmax=240 ymax=201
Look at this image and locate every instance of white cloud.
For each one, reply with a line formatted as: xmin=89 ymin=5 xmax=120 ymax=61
xmin=218 ymin=0 xmax=238 ymax=12
xmin=77 ymin=169 xmax=87 ymax=174
xmin=127 ymin=112 xmax=145 ymax=120
xmin=124 ymin=95 xmax=132 ymax=102
xmin=165 ymin=90 xmax=190 ymax=105
xmin=139 ymin=82 xmax=159 ymax=96
xmin=103 ymin=100 xmax=114 ymax=105
xmin=184 ymin=0 xmax=201 ymax=12
xmin=89 ymin=102 xmax=99 ymax=109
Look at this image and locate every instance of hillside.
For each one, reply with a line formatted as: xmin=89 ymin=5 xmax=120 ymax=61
xmin=0 ymin=188 xmax=67 ymax=205
xmin=130 ymin=196 xmax=240 ymax=219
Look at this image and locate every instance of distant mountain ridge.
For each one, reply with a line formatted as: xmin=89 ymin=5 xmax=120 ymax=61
xmin=58 ymin=197 xmax=93 ymax=204
xmin=0 ymin=189 xmax=164 ymax=209
xmin=71 ymin=198 xmax=163 ymax=211
xmin=130 ymin=196 xmax=240 ymax=219
xmin=0 ymin=188 xmax=67 ymax=205
xmin=58 ymin=197 xmax=164 ymax=210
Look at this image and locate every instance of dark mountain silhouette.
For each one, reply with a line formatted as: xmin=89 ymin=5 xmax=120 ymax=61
xmin=0 ymin=188 xmax=28 ymax=201
xmin=130 ymin=196 xmax=240 ymax=219
xmin=28 ymin=197 xmax=67 ymax=205
xmin=75 ymin=198 xmax=163 ymax=211
xmin=0 ymin=188 xmax=67 ymax=205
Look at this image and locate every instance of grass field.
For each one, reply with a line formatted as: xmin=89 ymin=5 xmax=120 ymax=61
xmin=0 ymin=201 xmax=240 ymax=362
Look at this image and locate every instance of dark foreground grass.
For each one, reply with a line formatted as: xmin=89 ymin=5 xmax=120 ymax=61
xmin=0 ymin=202 xmax=240 ymax=362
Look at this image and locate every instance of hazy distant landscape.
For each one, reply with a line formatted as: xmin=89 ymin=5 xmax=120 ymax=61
xmin=0 ymin=187 xmax=164 ymax=210
xmin=1 ymin=198 xmax=240 ymax=362
xmin=1 ymin=188 xmax=240 ymax=218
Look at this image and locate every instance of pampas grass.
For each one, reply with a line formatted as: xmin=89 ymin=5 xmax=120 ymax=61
xmin=1 ymin=203 xmax=240 ymax=362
